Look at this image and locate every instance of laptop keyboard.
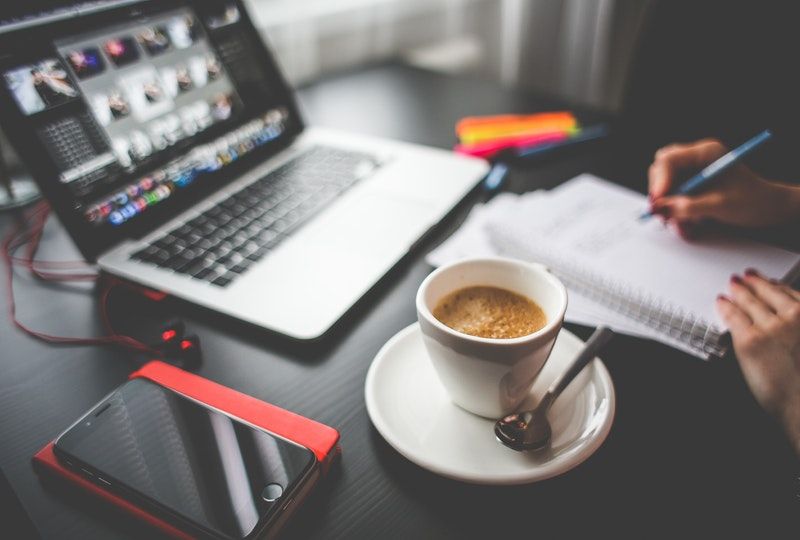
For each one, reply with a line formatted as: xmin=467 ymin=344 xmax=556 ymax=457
xmin=130 ymin=146 xmax=380 ymax=287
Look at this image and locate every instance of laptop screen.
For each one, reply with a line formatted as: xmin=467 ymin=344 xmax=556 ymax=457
xmin=0 ymin=1 xmax=302 ymax=259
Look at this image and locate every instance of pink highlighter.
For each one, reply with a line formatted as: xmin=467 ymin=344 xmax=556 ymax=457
xmin=455 ymin=130 xmax=570 ymax=159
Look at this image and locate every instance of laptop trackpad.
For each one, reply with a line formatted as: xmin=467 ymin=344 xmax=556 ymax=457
xmin=305 ymin=193 xmax=434 ymax=255
xmin=232 ymin=194 xmax=435 ymax=337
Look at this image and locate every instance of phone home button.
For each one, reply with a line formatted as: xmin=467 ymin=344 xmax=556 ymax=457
xmin=261 ymin=483 xmax=283 ymax=502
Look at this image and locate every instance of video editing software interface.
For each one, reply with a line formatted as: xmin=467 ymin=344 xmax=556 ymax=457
xmin=2 ymin=3 xmax=290 ymax=229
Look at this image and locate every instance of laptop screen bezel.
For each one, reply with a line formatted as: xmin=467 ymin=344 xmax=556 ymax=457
xmin=0 ymin=0 xmax=305 ymax=261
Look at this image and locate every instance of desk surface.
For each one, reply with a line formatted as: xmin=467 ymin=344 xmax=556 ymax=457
xmin=1 ymin=63 xmax=797 ymax=539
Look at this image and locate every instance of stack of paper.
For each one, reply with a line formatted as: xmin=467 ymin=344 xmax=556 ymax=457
xmin=426 ymin=175 xmax=800 ymax=359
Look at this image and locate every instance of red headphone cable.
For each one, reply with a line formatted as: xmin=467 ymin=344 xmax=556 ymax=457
xmin=3 ymin=202 xmax=158 ymax=355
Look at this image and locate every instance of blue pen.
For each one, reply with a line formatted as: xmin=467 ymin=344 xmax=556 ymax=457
xmin=516 ymin=124 xmax=609 ymax=158
xmin=482 ymin=162 xmax=508 ymax=193
xmin=640 ymin=129 xmax=772 ymax=220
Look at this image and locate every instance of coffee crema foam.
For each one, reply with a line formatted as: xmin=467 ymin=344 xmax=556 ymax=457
xmin=432 ymin=285 xmax=547 ymax=339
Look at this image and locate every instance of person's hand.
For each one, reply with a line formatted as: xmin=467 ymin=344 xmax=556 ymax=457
xmin=716 ymin=269 xmax=800 ymax=455
xmin=647 ymin=139 xmax=800 ymax=238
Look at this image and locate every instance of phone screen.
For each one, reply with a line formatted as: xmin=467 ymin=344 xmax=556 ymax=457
xmin=55 ymin=378 xmax=316 ymax=539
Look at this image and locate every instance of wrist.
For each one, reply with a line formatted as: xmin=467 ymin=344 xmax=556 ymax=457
xmin=779 ymin=396 xmax=800 ymax=458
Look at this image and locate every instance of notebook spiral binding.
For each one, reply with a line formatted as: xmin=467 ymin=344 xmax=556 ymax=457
xmin=494 ymin=233 xmax=728 ymax=359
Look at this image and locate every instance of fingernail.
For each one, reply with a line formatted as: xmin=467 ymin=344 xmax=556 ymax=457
xmin=744 ymin=268 xmax=759 ymax=277
xmin=769 ymin=278 xmax=781 ymax=285
xmin=731 ymin=274 xmax=742 ymax=284
xmin=717 ymin=294 xmax=729 ymax=302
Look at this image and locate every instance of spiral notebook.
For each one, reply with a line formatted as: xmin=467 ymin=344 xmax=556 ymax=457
xmin=429 ymin=174 xmax=800 ymax=359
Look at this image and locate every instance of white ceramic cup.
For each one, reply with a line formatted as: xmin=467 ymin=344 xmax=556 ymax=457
xmin=416 ymin=257 xmax=568 ymax=418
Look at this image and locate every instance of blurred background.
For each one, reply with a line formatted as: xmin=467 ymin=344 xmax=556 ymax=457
xmin=2 ymin=0 xmax=649 ymax=113
xmin=242 ymin=0 xmax=647 ymax=113
xmin=4 ymin=0 xmax=797 ymax=180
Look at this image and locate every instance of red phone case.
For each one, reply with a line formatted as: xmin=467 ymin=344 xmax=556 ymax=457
xmin=32 ymin=361 xmax=341 ymax=539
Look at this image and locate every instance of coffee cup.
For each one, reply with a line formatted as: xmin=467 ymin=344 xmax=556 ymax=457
xmin=416 ymin=257 xmax=567 ymax=418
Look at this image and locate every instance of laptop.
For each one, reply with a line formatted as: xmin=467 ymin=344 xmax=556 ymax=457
xmin=0 ymin=1 xmax=487 ymax=339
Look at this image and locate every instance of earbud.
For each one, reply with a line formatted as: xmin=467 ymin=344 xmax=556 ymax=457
xmin=175 ymin=334 xmax=202 ymax=369
xmin=152 ymin=319 xmax=202 ymax=369
xmin=157 ymin=319 xmax=186 ymax=345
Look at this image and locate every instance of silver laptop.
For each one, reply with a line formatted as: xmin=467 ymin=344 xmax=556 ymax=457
xmin=0 ymin=0 xmax=487 ymax=339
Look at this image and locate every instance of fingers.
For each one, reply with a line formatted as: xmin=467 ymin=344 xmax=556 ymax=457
xmin=729 ymin=274 xmax=776 ymax=322
xmin=716 ymin=294 xmax=752 ymax=333
xmin=652 ymin=192 xmax=727 ymax=222
xmin=648 ymin=160 xmax=673 ymax=201
xmin=769 ymin=279 xmax=800 ymax=302
xmin=742 ymin=270 xmax=799 ymax=313
xmin=782 ymin=285 xmax=800 ymax=302
xmin=719 ymin=270 xmax=800 ymax=337
xmin=648 ymin=139 xmax=728 ymax=200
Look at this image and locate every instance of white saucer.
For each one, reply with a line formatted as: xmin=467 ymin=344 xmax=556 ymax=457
xmin=365 ymin=323 xmax=615 ymax=485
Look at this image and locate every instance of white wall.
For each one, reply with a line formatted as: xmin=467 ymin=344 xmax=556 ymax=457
xmin=245 ymin=0 xmax=649 ymax=112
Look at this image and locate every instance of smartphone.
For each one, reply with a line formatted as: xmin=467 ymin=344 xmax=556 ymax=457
xmin=54 ymin=378 xmax=318 ymax=540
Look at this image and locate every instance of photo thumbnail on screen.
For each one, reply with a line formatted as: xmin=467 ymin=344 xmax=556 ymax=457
xmin=166 ymin=15 xmax=199 ymax=49
xmin=206 ymin=54 xmax=222 ymax=81
xmin=137 ymin=26 xmax=171 ymax=56
xmin=119 ymin=67 xmax=172 ymax=122
xmin=4 ymin=58 xmax=79 ymax=115
xmin=65 ymin=47 xmax=105 ymax=79
xmin=103 ymin=37 xmax=139 ymax=66
xmin=89 ymin=87 xmax=131 ymax=126
xmin=160 ymin=65 xmax=194 ymax=97
xmin=206 ymin=4 xmax=241 ymax=29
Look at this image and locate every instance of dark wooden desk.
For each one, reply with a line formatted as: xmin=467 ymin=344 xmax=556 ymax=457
xmin=1 ymin=64 xmax=796 ymax=539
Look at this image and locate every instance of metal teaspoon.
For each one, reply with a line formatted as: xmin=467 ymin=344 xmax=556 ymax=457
xmin=494 ymin=326 xmax=614 ymax=451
